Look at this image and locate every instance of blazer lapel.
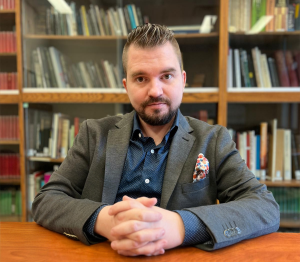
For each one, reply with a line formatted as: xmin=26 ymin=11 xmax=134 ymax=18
xmin=102 ymin=112 xmax=134 ymax=204
xmin=160 ymin=113 xmax=195 ymax=209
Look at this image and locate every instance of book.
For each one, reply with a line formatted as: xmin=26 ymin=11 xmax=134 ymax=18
xmin=285 ymin=50 xmax=299 ymax=87
xmin=251 ymin=47 xmax=264 ymax=87
xmin=260 ymin=122 xmax=268 ymax=170
xmin=251 ymin=0 xmax=267 ymax=32
xmin=283 ymin=129 xmax=292 ymax=180
xmin=268 ymin=57 xmax=281 ymax=87
xmin=268 ymin=119 xmax=278 ymax=181
xmin=274 ymin=50 xmax=290 ymax=87
xmin=234 ymin=49 xmax=242 ymax=88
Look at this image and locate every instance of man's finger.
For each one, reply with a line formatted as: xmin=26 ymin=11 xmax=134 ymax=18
xmin=111 ymin=238 xmax=148 ymax=251
xmin=115 ymin=208 xmax=162 ymax=223
xmin=111 ymin=220 xmax=151 ymax=237
xmin=123 ymin=196 xmax=157 ymax=207
xmin=126 ymin=228 xmax=165 ymax=243
xmin=116 ymin=239 xmax=167 ymax=257
xmin=108 ymin=198 xmax=146 ymax=216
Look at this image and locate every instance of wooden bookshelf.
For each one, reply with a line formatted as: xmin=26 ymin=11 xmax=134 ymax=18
xmin=264 ymin=180 xmax=300 ymax=188
xmin=0 ymin=140 xmax=19 ymax=145
xmin=0 ymin=215 xmax=22 ymax=222
xmin=24 ymin=32 xmax=219 ymax=40
xmin=28 ymin=157 xmax=65 ymax=163
xmin=0 ymin=179 xmax=20 ymax=185
xmin=0 ymin=94 xmax=19 ymax=103
xmin=227 ymin=89 xmax=300 ymax=103
xmin=0 ymin=53 xmax=17 ymax=56
xmin=0 ymin=10 xmax=16 ymax=14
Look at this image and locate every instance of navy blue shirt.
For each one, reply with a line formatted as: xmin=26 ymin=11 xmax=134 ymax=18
xmin=84 ymin=111 xmax=211 ymax=246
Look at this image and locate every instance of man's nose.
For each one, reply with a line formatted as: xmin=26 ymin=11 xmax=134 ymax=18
xmin=147 ymin=79 xmax=163 ymax=97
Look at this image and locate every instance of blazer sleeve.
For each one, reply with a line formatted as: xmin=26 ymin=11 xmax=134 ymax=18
xmin=183 ymin=125 xmax=280 ymax=251
xmin=32 ymin=120 xmax=105 ymax=245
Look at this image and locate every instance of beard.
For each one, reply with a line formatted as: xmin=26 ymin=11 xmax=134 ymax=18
xmin=134 ymin=97 xmax=178 ymax=126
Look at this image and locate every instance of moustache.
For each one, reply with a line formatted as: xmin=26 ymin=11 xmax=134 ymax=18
xmin=141 ymin=97 xmax=171 ymax=109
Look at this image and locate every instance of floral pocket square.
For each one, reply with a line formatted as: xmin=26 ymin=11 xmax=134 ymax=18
xmin=193 ymin=153 xmax=209 ymax=183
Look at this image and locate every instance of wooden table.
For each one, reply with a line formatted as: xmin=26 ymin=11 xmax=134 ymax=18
xmin=1 ymin=222 xmax=299 ymax=262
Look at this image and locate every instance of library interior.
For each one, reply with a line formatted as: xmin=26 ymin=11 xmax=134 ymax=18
xmin=0 ymin=0 xmax=300 ymax=260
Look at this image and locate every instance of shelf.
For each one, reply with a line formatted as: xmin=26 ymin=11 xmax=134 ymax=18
xmin=0 ymin=53 xmax=17 ymax=56
xmin=0 ymin=216 xmax=22 ymax=222
xmin=24 ymin=32 xmax=219 ymax=40
xmin=28 ymin=157 xmax=64 ymax=163
xmin=280 ymin=214 xmax=300 ymax=228
xmin=0 ymin=179 xmax=20 ymax=185
xmin=227 ymin=88 xmax=300 ymax=103
xmin=229 ymin=31 xmax=300 ymax=48
xmin=263 ymin=180 xmax=300 ymax=188
xmin=22 ymin=88 xmax=219 ymax=103
xmin=0 ymin=90 xmax=19 ymax=104
xmin=0 ymin=140 xmax=19 ymax=145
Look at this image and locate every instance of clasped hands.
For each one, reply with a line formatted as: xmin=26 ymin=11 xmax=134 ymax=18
xmin=95 ymin=196 xmax=185 ymax=256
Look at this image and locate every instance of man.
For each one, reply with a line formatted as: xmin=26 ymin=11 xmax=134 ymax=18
xmin=32 ymin=24 xmax=280 ymax=257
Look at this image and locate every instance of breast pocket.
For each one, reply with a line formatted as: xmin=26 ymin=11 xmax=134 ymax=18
xmin=181 ymin=176 xmax=210 ymax=194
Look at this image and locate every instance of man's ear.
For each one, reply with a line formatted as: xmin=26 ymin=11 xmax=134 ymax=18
xmin=182 ymin=70 xmax=186 ymax=90
xmin=123 ymin=78 xmax=127 ymax=92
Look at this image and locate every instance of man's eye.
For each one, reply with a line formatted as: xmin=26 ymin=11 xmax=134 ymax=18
xmin=136 ymin=77 xmax=145 ymax=83
xmin=163 ymin=74 xmax=172 ymax=80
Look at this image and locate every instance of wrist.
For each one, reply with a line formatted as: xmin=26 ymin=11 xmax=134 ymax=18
xmin=94 ymin=205 xmax=114 ymax=240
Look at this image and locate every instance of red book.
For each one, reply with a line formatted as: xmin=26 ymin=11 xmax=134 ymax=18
xmin=285 ymin=51 xmax=298 ymax=87
xmin=74 ymin=117 xmax=79 ymax=137
xmin=274 ymin=50 xmax=290 ymax=87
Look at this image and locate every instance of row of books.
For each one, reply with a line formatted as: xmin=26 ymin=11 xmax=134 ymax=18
xmin=228 ymin=48 xmax=300 ymax=88
xmin=229 ymin=120 xmax=299 ymax=181
xmin=27 ymin=46 xmax=122 ymax=88
xmin=0 ymin=115 xmax=19 ymax=140
xmin=37 ymin=3 xmax=146 ymax=36
xmin=229 ymin=0 xmax=300 ymax=33
xmin=0 ymin=31 xmax=16 ymax=53
xmin=0 ymin=73 xmax=17 ymax=90
xmin=0 ymin=0 xmax=15 ymax=10
xmin=0 ymin=153 xmax=20 ymax=178
xmin=27 ymin=109 xmax=85 ymax=159
xmin=268 ymin=187 xmax=300 ymax=214
xmin=0 ymin=190 xmax=21 ymax=216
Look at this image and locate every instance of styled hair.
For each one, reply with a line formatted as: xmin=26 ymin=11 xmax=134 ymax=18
xmin=122 ymin=23 xmax=183 ymax=75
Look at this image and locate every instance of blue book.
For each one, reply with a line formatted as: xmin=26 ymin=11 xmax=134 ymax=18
xmin=127 ymin=5 xmax=136 ymax=29
xmin=256 ymin=135 xmax=260 ymax=170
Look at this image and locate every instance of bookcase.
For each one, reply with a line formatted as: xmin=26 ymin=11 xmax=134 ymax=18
xmin=0 ymin=0 xmax=299 ymax=230
xmin=0 ymin=0 xmax=25 ymax=222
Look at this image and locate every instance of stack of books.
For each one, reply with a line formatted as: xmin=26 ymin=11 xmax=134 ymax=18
xmin=228 ymin=47 xmax=300 ymax=88
xmin=27 ymin=46 xmax=122 ymax=88
xmin=229 ymin=0 xmax=300 ymax=33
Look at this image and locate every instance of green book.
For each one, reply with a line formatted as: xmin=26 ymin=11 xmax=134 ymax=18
xmin=251 ymin=0 xmax=267 ymax=32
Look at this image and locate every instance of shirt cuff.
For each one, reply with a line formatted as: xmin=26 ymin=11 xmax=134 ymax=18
xmin=83 ymin=205 xmax=108 ymax=243
xmin=175 ymin=210 xmax=211 ymax=246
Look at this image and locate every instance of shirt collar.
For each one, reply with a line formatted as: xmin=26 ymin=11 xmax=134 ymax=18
xmin=131 ymin=109 xmax=179 ymax=140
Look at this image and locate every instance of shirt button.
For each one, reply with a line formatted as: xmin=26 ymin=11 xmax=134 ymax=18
xmin=145 ymin=179 xmax=150 ymax=184
xmin=150 ymin=149 xmax=154 ymax=154
xmin=139 ymin=133 xmax=141 ymax=138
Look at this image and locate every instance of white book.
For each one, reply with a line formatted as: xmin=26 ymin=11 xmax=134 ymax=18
xmin=131 ymin=4 xmax=139 ymax=27
xmin=239 ymin=132 xmax=247 ymax=164
xmin=234 ymin=49 xmax=241 ymax=88
xmin=51 ymin=113 xmax=59 ymax=159
xmin=103 ymin=60 xmax=117 ymax=88
xmin=107 ymin=9 xmax=118 ymax=35
xmin=118 ymin=7 xmax=128 ymax=36
xmin=284 ymin=129 xmax=292 ymax=180
xmin=61 ymin=119 xmax=70 ymax=158
xmin=36 ymin=48 xmax=47 ymax=88
xmin=78 ymin=62 xmax=93 ymax=88
xmin=227 ymin=49 xmax=233 ymax=88
xmin=260 ymin=54 xmax=272 ymax=88
xmin=251 ymin=47 xmax=264 ymax=88
xmin=113 ymin=9 xmax=122 ymax=35
xmin=90 ymin=5 xmax=100 ymax=36
xmin=70 ymin=2 xmax=78 ymax=35
xmin=95 ymin=5 xmax=105 ymax=36
xmin=49 ymin=47 xmax=66 ymax=88
xmin=249 ymin=130 xmax=256 ymax=175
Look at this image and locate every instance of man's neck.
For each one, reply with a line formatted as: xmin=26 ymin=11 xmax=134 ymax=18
xmin=138 ymin=116 xmax=175 ymax=146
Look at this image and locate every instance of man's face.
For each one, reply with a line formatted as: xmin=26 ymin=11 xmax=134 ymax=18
xmin=123 ymin=41 xmax=186 ymax=126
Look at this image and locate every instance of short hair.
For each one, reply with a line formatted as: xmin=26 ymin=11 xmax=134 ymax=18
xmin=122 ymin=23 xmax=183 ymax=76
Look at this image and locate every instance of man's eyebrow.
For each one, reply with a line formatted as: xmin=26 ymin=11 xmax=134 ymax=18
xmin=130 ymin=68 xmax=177 ymax=78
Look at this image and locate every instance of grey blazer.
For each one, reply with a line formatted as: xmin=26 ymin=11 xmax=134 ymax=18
xmin=32 ymin=111 xmax=280 ymax=251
